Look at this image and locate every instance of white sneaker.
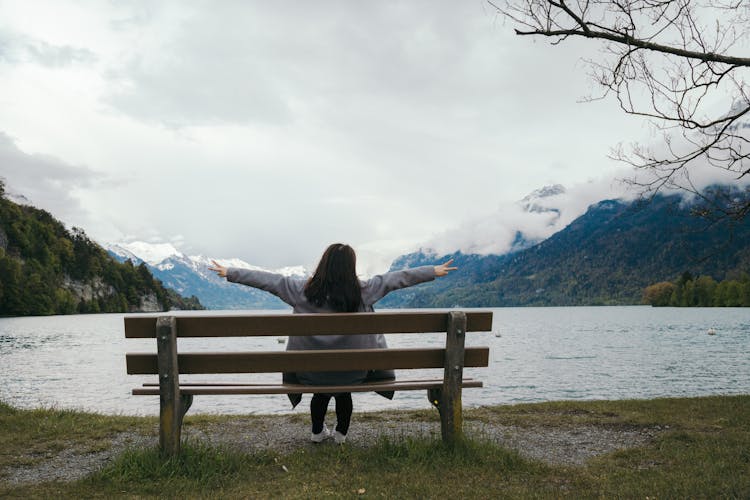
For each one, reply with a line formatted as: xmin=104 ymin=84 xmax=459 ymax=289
xmin=311 ymin=425 xmax=331 ymax=443
xmin=333 ymin=430 xmax=347 ymax=444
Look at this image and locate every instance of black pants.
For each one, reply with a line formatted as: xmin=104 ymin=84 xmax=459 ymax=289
xmin=310 ymin=392 xmax=352 ymax=435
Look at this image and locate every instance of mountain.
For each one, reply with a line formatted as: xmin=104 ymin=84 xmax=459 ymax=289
xmin=106 ymin=184 xmax=575 ymax=310
xmin=380 ymin=190 xmax=750 ymax=307
xmin=0 ymin=182 xmax=203 ymax=316
xmin=428 ymin=183 xmax=571 ymax=257
xmin=107 ymin=242 xmax=307 ymax=310
xmin=519 ymin=184 xmax=566 ymax=215
xmin=390 ymin=184 xmax=568 ymax=277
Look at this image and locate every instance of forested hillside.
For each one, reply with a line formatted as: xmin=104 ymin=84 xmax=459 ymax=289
xmin=380 ymin=192 xmax=750 ymax=307
xmin=0 ymin=183 xmax=203 ymax=316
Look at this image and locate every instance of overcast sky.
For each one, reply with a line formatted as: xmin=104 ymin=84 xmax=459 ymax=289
xmin=1 ymin=1 xmax=666 ymax=273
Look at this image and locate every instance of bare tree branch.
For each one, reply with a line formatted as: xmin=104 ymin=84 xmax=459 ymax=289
xmin=489 ymin=0 xmax=750 ymax=220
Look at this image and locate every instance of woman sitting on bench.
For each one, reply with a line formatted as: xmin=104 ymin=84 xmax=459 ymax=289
xmin=209 ymin=243 xmax=456 ymax=444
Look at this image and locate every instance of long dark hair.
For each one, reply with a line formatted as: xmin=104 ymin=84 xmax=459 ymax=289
xmin=304 ymin=243 xmax=362 ymax=312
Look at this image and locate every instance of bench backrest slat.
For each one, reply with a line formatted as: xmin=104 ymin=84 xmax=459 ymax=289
xmin=124 ymin=311 xmax=493 ymax=338
xmin=126 ymin=346 xmax=490 ymax=374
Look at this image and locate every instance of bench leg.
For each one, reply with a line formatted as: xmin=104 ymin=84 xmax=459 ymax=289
xmin=429 ymin=385 xmax=465 ymax=445
xmin=441 ymin=311 xmax=466 ymax=445
xmin=159 ymin=393 xmax=192 ymax=457
xmin=160 ymin=394 xmax=181 ymax=457
xmin=439 ymin=388 xmax=463 ymax=445
xmin=157 ymin=316 xmax=183 ymax=457
xmin=429 ymin=386 xmax=463 ymax=445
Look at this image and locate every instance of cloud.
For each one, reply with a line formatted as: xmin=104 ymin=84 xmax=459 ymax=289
xmin=0 ymin=132 xmax=101 ymax=228
xmin=0 ymin=30 xmax=96 ymax=67
xmin=423 ymin=174 xmax=633 ymax=257
xmin=0 ymin=1 xmax=682 ymax=273
xmin=99 ymin=2 xmax=575 ymax=132
xmin=623 ymin=102 xmax=750 ymax=199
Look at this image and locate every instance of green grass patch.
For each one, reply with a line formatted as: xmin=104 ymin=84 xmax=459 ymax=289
xmin=82 ymin=436 xmax=551 ymax=499
xmin=2 ymin=395 xmax=749 ymax=498
xmin=573 ymin=428 xmax=750 ymax=498
xmin=0 ymin=401 xmax=150 ymax=470
xmin=468 ymin=395 xmax=750 ymax=431
xmin=273 ymin=436 xmax=558 ymax=499
xmin=84 ymin=441 xmax=278 ymax=497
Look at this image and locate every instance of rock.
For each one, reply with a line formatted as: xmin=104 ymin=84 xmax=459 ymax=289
xmin=138 ymin=293 xmax=161 ymax=312
xmin=62 ymin=276 xmax=116 ymax=303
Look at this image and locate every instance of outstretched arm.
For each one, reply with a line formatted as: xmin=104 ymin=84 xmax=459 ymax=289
xmin=362 ymin=259 xmax=459 ymax=304
xmin=209 ymin=260 xmax=302 ymax=306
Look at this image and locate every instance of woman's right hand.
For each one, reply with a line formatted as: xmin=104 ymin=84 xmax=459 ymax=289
xmin=209 ymin=260 xmax=228 ymax=277
xmin=434 ymin=259 xmax=458 ymax=277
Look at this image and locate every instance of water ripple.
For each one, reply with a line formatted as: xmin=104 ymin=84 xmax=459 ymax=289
xmin=0 ymin=307 xmax=748 ymax=415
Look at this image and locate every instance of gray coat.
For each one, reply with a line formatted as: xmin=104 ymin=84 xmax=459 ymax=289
xmin=226 ymin=266 xmax=436 ymax=388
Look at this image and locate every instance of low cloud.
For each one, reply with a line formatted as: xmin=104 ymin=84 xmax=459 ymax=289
xmin=423 ymin=175 xmax=633 ymax=257
xmin=0 ymin=132 xmax=101 ymax=228
xmin=0 ymin=30 xmax=96 ymax=67
xmin=624 ymin=99 xmax=750 ymax=198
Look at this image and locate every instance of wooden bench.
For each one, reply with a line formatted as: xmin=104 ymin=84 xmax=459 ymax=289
xmin=125 ymin=310 xmax=492 ymax=455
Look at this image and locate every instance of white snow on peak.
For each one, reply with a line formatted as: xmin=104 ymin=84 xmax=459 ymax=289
xmin=108 ymin=240 xmax=308 ymax=277
xmin=193 ymin=255 xmax=307 ymax=277
xmin=106 ymin=243 xmax=139 ymax=261
xmin=519 ymin=184 xmax=566 ymax=213
xmin=113 ymin=241 xmax=184 ymax=266
xmin=274 ymin=265 xmax=307 ymax=277
xmin=199 ymin=256 xmax=257 ymax=269
xmin=529 ymin=184 xmax=566 ymax=198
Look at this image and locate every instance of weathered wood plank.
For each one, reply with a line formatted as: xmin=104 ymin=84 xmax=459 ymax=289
xmin=142 ymin=378 xmax=478 ymax=387
xmin=127 ymin=347 xmax=490 ymax=374
xmin=133 ymin=379 xmax=483 ymax=395
xmin=124 ymin=311 xmax=493 ymax=338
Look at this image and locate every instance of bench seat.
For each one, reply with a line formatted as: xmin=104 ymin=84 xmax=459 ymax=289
xmin=134 ymin=378 xmax=483 ymax=395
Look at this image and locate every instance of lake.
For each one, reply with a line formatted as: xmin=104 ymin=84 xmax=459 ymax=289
xmin=0 ymin=307 xmax=748 ymax=416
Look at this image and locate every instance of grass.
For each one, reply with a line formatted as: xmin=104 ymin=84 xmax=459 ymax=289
xmin=1 ymin=396 xmax=749 ymax=498
xmin=0 ymin=401 xmax=149 ymax=469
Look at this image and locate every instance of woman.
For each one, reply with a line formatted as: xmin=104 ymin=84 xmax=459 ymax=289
xmin=209 ymin=243 xmax=456 ymax=444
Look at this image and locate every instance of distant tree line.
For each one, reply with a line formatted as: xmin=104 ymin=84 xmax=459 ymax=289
xmin=0 ymin=181 xmax=203 ymax=316
xmin=643 ymin=272 xmax=750 ymax=307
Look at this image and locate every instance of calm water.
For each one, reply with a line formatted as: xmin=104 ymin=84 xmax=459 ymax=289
xmin=0 ymin=307 xmax=748 ymax=416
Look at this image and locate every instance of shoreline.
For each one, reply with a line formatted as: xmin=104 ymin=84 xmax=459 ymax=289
xmin=5 ymin=388 xmax=750 ymax=419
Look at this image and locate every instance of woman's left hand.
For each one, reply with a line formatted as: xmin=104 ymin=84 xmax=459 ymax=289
xmin=434 ymin=259 xmax=458 ymax=277
xmin=209 ymin=260 xmax=228 ymax=277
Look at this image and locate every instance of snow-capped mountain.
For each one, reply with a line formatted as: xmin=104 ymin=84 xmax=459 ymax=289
xmin=107 ymin=241 xmax=183 ymax=268
xmin=393 ymin=184 xmax=571 ymax=270
xmin=383 ymin=187 xmax=750 ymax=308
xmin=519 ymin=184 xmax=565 ymax=216
xmin=106 ymin=241 xmax=307 ymax=310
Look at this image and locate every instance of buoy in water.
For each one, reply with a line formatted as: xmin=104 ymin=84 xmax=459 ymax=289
xmin=707 ymin=328 xmax=716 ymax=336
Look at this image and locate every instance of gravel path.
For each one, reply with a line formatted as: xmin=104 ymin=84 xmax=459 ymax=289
xmin=1 ymin=412 xmax=662 ymax=486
